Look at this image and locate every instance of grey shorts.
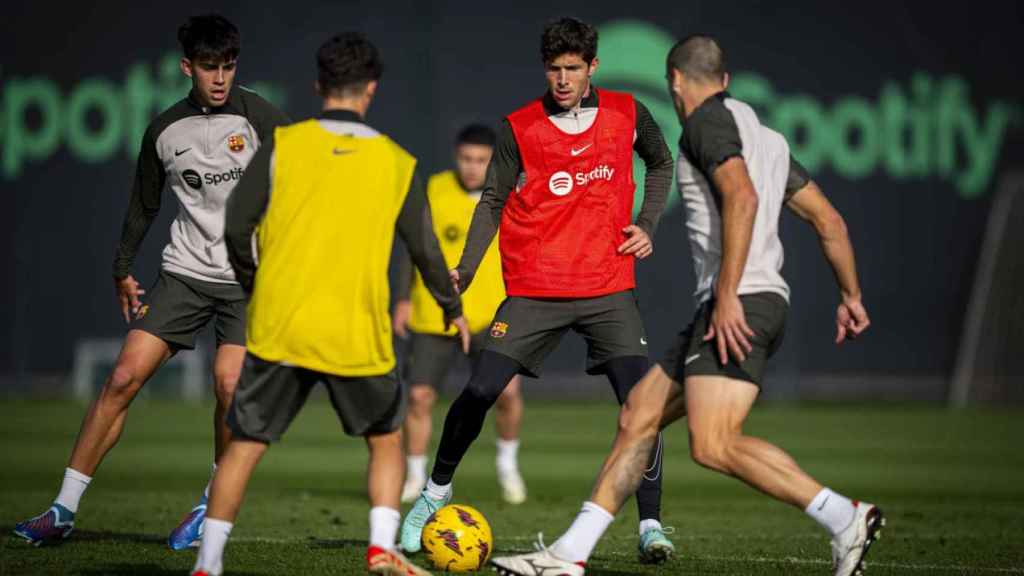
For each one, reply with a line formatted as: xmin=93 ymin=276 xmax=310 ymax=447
xmin=130 ymin=270 xmax=246 ymax=350
xmin=659 ymin=292 xmax=788 ymax=387
xmin=227 ymin=353 xmax=406 ymax=443
xmin=484 ymin=290 xmax=648 ymax=377
xmin=405 ymin=331 xmax=488 ymax=389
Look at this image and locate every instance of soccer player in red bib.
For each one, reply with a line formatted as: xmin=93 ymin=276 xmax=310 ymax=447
xmin=491 ymin=35 xmax=881 ymax=576
xmin=400 ymin=17 xmax=677 ymax=564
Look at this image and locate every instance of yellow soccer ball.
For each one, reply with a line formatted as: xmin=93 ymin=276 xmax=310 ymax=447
xmin=421 ymin=504 xmax=493 ymax=572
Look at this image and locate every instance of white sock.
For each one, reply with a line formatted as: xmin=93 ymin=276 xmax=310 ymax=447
xmin=424 ymin=477 xmax=451 ymax=501
xmin=407 ymin=455 xmax=427 ymax=482
xmin=550 ymin=501 xmax=615 ymax=563
xmin=55 ymin=468 xmax=91 ymax=514
xmin=806 ymin=488 xmax=855 ymax=537
xmin=496 ymin=439 xmax=520 ymax=475
xmin=203 ymin=462 xmax=218 ymax=501
xmin=638 ymin=518 xmax=663 ymax=536
xmin=193 ymin=518 xmax=233 ymax=576
xmin=369 ymin=506 xmax=401 ymax=550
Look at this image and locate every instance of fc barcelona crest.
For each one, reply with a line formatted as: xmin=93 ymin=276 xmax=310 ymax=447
xmin=227 ymin=134 xmax=245 ymax=153
xmin=490 ymin=321 xmax=509 ymax=339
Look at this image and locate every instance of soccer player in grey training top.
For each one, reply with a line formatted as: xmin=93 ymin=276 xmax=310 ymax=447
xmin=13 ymin=14 xmax=289 ymax=551
xmin=492 ymin=35 xmax=882 ymax=576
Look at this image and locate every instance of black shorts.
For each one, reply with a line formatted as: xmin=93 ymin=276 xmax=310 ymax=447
xmin=659 ymin=292 xmax=787 ymax=387
xmin=130 ymin=270 xmax=246 ymax=350
xmin=226 ymin=353 xmax=406 ymax=443
xmin=484 ymin=290 xmax=648 ymax=377
xmin=405 ymin=331 xmax=488 ymax=389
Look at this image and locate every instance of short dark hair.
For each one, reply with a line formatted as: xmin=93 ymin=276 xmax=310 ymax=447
xmin=541 ymin=17 xmax=598 ymax=64
xmin=455 ymin=124 xmax=496 ymax=148
xmin=667 ymin=34 xmax=727 ymax=83
xmin=317 ymin=32 xmax=383 ymax=97
xmin=178 ymin=14 xmax=240 ymax=62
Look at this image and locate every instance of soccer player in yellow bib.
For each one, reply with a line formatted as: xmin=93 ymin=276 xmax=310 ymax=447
xmin=392 ymin=125 xmax=527 ymax=505
xmin=189 ymin=33 xmax=469 ymax=576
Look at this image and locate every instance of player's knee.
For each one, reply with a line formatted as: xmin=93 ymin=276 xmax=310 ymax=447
xmin=463 ymin=351 xmax=521 ymax=407
xmin=617 ymin=403 xmax=660 ymax=443
xmin=688 ymin=431 xmax=731 ymax=472
xmin=214 ymin=369 xmax=241 ymax=406
xmin=409 ymin=385 xmax=437 ymax=413
xmin=496 ymin=382 xmax=521 ymax=407
xmin=464 ymin=379 xmax=504 ymax=407
xmin=366 ymin=429 xmax=402 ymax=451
xmin=105 ymin=364 xmax=143 ymax=402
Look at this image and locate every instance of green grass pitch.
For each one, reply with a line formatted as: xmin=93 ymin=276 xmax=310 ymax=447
xmin=1 ymin=398 xmax=1022 ymax=574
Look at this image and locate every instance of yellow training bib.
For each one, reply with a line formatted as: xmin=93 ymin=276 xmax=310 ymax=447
xmin=246 ymin=119 xmax=416 ymax=376
xmin=408 ymin=170 xmax=505 ymax=335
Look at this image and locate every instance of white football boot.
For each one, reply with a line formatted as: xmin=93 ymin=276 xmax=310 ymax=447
xmin=491 ymin=534 xmax=584 ymax=576
xmin=498 ymin=468 xmax=527 ymax=505
xmin=832 ymin=501 xmax=885 ymax=576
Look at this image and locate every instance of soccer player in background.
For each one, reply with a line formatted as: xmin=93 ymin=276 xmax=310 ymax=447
xmin=491 ymin=35 xmax=882 ymax=576
xmin=401 ymin=17 xmax=679 ymax=564
xmin=13 ymin=14 xmax=289 ymax=549
xmin=392 ymin=124 xmax=528 ymax=506
xmin=189 ymin=32 xmax=468 ymax=576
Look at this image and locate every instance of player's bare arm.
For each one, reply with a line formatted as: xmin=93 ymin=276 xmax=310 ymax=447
xmin=786 ymin=181 xmax=870 ymax=344
xmin=705 ymin=156 xmax=758 ymax=364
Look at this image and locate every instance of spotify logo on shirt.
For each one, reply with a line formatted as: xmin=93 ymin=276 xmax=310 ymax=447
xmin=549 ymin=171 xmax=573 ymax=196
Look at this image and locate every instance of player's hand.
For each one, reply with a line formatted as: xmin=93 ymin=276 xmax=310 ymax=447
xmin=836 ymin=295 xmax=870 ymax=344
xmin=618 ymin=225 xmax=653 ymax=259
xmin=114 ymin=275 xmax=146 ymax=324
xmin=445 ymin=315 xmax=472 ymax=354
xmin=704 ymin=293 xmax=754 ymax=365
xmin=392 ymin=300 xmax=412 ymax=339
xmin=449 ymin=269 xmax=462 ymax=294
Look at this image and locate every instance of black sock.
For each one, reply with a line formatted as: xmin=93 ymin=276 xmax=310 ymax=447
xmin=636 ymin=431 xmax=664 ymax=523
xmin=604 ymin=355 xmax=663 ymax=523
xmin=430 ymin=351 xmax=522 ymax=485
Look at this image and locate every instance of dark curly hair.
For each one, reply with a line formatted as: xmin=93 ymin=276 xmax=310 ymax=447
xmin=541 ymin=17 xmax=598 ymax=64
xmin=456 ymin=124 xmax=496 ymax=148
xmin=317 ymin=32 xmax=383 ymax=97
xmin=178 ymin=14 xmax=240 ymax=62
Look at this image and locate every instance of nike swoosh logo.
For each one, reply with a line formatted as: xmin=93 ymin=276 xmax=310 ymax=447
xmin=174 ymin=148 xmax=191 ymax=157
xmin=570 ymin=143 xmax=592 ymax=156
xmin=818 ymin=495 xmax=830 ymax=511
xmin=332 ymin=148 xmax=354 ymax=155
xmin=685 ymin=354 xmax=701 ymax=366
